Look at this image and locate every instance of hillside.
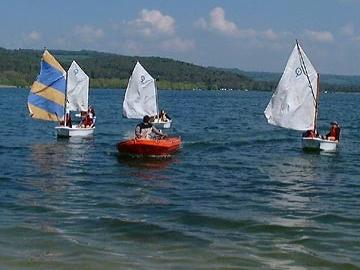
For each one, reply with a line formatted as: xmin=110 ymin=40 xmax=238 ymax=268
xmin=224 ymin=68 xmax=360 ymax=92
xmin=1 ymin=47 xmax=360 ymax=91
xmin=0 ymin=47 xmax=255 ymax=90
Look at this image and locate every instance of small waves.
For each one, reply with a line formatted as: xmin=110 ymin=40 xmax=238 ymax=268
xmin=94 ymin=217 xmax=210 ymax=245
xmin=310 ymin=213 xmax=360 ymax=225
xmin=1 ymin=90 xmax=360 ymax=269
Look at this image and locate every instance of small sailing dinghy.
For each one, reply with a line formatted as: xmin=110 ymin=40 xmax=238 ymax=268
xmin=55 ymin=61 xmax=95 ymax=137
xmin=28 ymin=51 xmax=94 ymax=138
xmin=264 ymin=40 xmax=339 ymax=152
xmin=117 ymin=137 xmax=181 ymax=157
xmin=123 ymin=61 xmax=172 ymax=128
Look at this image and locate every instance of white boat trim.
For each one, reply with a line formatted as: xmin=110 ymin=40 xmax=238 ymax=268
xmin=152 ymin=118 xmax=172 ymax=128
xmin=302 ymin=137 xmax=338 ymax=152
xmin=55 ymin=126 xmax=95 ymax=137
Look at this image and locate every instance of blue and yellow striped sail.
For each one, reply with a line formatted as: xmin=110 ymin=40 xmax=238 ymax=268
xmin=28 ymin=50 xmax=66 ymax=121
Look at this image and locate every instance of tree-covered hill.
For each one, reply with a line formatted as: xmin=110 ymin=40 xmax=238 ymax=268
xmin=223 ymin=68 xmax=360 ymax=92
xmin=0 ymin=47 xmax=257 ymax=90
xmin=1 ymin=47 xmax=359 ymax=91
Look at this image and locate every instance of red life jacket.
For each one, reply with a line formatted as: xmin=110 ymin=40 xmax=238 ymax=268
xmin=85 ymin=115 xmax=93 ymax=126
xmin=327 ymin=127 xmax=340 ymax=140
xmin=81 ymin=115 xmax=93 ymax=127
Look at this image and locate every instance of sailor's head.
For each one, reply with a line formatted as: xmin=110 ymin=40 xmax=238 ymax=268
xmin=143 ymin=115 xmax=151 ymax=123
xmin=330 ymin=121 xmax=339 ymax=127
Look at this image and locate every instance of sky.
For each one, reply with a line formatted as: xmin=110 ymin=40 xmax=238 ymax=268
xmin=1 ymin=0 xmax=360 ymax=75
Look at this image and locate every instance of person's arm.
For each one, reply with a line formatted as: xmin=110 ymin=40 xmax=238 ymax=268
xmin=135 ymin=125 xmax=141 ymax=138
xmin=91 ymin=117 xmax=96 ymax=127
xmin=152 ymin=126 xmax=166 ymax=137
xmin=335 ymin=128 xmax=340 ymax=141
xmin=165 ymin=113 xmax=171 ymax=120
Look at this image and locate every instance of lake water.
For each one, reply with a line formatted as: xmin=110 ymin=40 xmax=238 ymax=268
xmin=0 ymin=88 xmax=359 ymax=270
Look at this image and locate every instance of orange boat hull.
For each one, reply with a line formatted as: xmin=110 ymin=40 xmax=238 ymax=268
xmin=117 ymin=137 xmax=181 ymax=157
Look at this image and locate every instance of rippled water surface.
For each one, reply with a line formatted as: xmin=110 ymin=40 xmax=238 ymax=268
xmin=0 ymin=89 xmax=359 ymax=269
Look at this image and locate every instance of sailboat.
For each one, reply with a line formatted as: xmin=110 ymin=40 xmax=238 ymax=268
xmin=264 ymin=40 xmax=338 ymax=152
xmin=55 ymin=60 xmax=95 ymax=137
xmin=123 ymin=61 xmax=172 ymax=128
xmin=28 ymin=50 xmax=94 ymax=137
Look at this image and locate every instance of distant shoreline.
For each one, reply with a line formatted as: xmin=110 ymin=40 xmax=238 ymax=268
xmin=1 ymin=86 xmax=360 ymax=93
xmin=0 ymin=85 xmax=17 ymax=88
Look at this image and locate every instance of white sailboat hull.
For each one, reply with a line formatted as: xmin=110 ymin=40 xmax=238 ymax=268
xmin=55 ymin=126 xmax=95 ymax=137
xmin=153 ymin=119 xmax=172 ymax=128
xmin=302 ymin=137 xmax=338 ymax=152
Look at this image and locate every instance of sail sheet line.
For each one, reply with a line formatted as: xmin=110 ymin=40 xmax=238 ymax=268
xmin=296 ymin=41 xmax=317 ymax=105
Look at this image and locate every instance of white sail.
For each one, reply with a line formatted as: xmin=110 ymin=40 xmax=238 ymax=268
xmin=66 ymin=61 xmax=89 ymax=112
xmin=264 ymin=43 xmax=318 ymax=131
xmin=123 ymin=61 xmax=158 ymax=119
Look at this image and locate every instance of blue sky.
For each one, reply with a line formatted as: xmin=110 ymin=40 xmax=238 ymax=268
xmin=1 ymin=0 xmax=360 ymax=75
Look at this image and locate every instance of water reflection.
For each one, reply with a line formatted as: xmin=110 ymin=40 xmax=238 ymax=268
xmin=118 ymin=155 xmax=176 ymax=170
xmin=117 ymin=155 xmax=179 ymax=181
xmin=261 ymin=155 xmax=321 ymax=227
xmin=27 ymin=138 xmax=94 ymax=192
xmin=30 ymin=138 xmax=93 ymax=174
xmin=30 ymin=142 xmax=68 ymax=175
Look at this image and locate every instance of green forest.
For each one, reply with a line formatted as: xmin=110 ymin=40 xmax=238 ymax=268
xmin=0 ymin=47 xmax=359 ymax=91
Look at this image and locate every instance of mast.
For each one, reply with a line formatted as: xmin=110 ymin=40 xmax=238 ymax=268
xmin=154 ymin=79 xmax=159 ymax=117
xmin=64 ymin=70 xmax=68 ymax=126
xmin=313 ymin=73 xmax=320 ymax=131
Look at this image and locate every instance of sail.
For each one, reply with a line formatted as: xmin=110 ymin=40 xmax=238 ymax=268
xmin=264 ymin=43 xmax=318 ymax=131
xmin=66 ymin=61 xmax=89 ymax=112
xmin=27 ymin=50 xmax=66 ymax=121
xmin=123 ymin=61 xmax=158 ymax=119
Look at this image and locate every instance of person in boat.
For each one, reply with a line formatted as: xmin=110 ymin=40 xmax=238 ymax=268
xmin=302 ymin=129 xmax=319 ymax=138
xmin=80 ymin=112 xmax=93 ymax=128
xmin=158 ymin=110 xmax=171 ymax=122
xmin=149 ymin=115 xmax=156 ymax=123
xmin=88 ymin=105 xmax=96 ymax=127
xmin=325 ymin=121 xmax=340 ymax=141
xmin=60 ymin=113 xmax=72 ymax=128
xmin=135 ymin=115 xmax=166 ymax=139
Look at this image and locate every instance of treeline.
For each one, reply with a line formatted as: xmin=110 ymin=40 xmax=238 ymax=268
xmin=0 ymin=48 xmax=255 ymax=90
xmin=1 ymin=47 xmax=360 ymax=91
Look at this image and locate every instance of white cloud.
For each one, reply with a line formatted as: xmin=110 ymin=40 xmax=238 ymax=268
xmin=305 ymin=30 xmax=334 ymax=43
xmin=262 ymin=29 xmax=278 ymax=40
xmin=208 ymin=7 xmax=240 ymax=37
xmin=74 ymin=25 xmax=104 ymax=42
xmin=340 ymin=23 xmax=354 ymax=36
xmin=130 ymin=9 xmax=175 ymax=37
xmin=123 ymin=9 xmax=194 ymax=53
xmin=161 ymin=37 xmax=195 ymax=52
xmin=27 ymin=31 xmax=41 ymax=41
xmin=194 ymin=7 xmax=240 ymax=37
xmin=22 ymin=30 xmax=42 ymax=46
xmin=22 ymin=30 xmax=42 ymax=42
xmin=196 ymin=7 xmax=281 ymax=41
